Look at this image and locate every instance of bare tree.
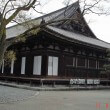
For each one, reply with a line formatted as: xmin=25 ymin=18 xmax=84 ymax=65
xmin=0 ymin=0 xmax=37 ymax=67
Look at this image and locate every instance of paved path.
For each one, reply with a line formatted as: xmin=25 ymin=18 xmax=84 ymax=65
xmin=0 ymin=85 xmax=110 ymax=110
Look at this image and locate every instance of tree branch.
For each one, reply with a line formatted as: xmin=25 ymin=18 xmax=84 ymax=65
xmin=2 ymin=0 xmax=10 ymax=17
xmin=5 ymin=0 xmax=36 ymax=25
xmin=81 ymin=0 xmax=102 ymax=15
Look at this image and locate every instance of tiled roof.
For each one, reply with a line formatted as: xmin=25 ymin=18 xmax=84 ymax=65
xmin=6 ymin=2 xmax=78 ymax=39
xmin=47 ymin=26 xmax=110 ymax=49
xmin=6 ymin=1 xmax=110 ymax=49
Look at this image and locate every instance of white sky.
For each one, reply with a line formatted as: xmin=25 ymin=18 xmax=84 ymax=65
xmin=85 ymin=14 xmax=110 ymax=43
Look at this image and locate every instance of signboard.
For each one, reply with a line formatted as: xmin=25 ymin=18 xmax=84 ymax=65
xmin=70 ymin=79 xmax=100 ymax=85
xmin=70 ymin=79 xmax=85 ymax=85
xmin=87 ymin=79 xmax=94 ymax=84
xmin=94 ymin=79 xmax=100 ymax=84
xmin=77 ymin=79 xmax=85 ymax=84
xmin=70 ymin=79 xmax=77 ymax=85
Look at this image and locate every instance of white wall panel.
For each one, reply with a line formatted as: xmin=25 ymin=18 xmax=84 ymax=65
xmin=21 ymin=57 xmax=26 ymax=75
xmin=48 ymin=56 xmax=58 ymax=76
xmin=53 ymin=57 xmax=58 ymax=76
xmin=33 ymin=56 xmax=42 ymax=75
xmin=48 ymin=56 xmax=53 ymax=76
xmin=1 ymin=59 xmax=4 ymax=74
xmin=11 ymin=59 xmax=14 ymax=74
xmin=73 ymin=57 xmax=75 ymax=67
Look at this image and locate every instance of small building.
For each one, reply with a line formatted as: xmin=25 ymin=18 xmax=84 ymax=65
xmin=0 ymin=1 xmax=110 ymax=85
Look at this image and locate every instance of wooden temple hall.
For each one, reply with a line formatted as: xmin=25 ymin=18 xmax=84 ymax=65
xmin=1 ymin=1 xmax=110 ymax=85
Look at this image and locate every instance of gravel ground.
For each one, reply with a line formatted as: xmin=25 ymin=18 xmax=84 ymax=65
xmin=0 ymin=85 xmax=37 ymax=104
xmin=0 ymin=85 xmax=110 ymax=110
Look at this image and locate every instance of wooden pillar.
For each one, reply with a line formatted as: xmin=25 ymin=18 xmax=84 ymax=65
xmin=41 ymin=55 xmax=48 ymax=77
xmin=14 ymin=56 xmax=21 ymax=76
xmin=75 ymin=57 xmax=78 ymax=68
xmin=25 ymin=55 xmax=34 ymax=77
xmin=58 ymin=54 xmax=65 ymax=77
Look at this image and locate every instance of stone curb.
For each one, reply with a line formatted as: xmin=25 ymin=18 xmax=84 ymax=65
xmin=0 ymin=81 xmax=110 ymax=91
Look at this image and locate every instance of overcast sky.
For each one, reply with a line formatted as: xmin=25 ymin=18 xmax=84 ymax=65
xmin=36 ymin=0 xmax=110 ymax=43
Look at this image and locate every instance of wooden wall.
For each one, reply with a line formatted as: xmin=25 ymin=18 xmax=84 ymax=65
xmin=0 ymin=31 xmax=107 ymax=79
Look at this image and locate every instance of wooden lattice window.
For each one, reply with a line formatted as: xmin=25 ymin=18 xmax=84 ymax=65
xmin=77 ymin=57 xmax=85 ymax=67
xmin=99 ymin=60 xmax=105 ymax=69
xmin=89 ymin=59 xmax=96 ymax=68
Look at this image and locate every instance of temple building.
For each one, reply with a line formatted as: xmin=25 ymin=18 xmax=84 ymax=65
xmin=0 ymin=1 xmax=110 ymax=85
